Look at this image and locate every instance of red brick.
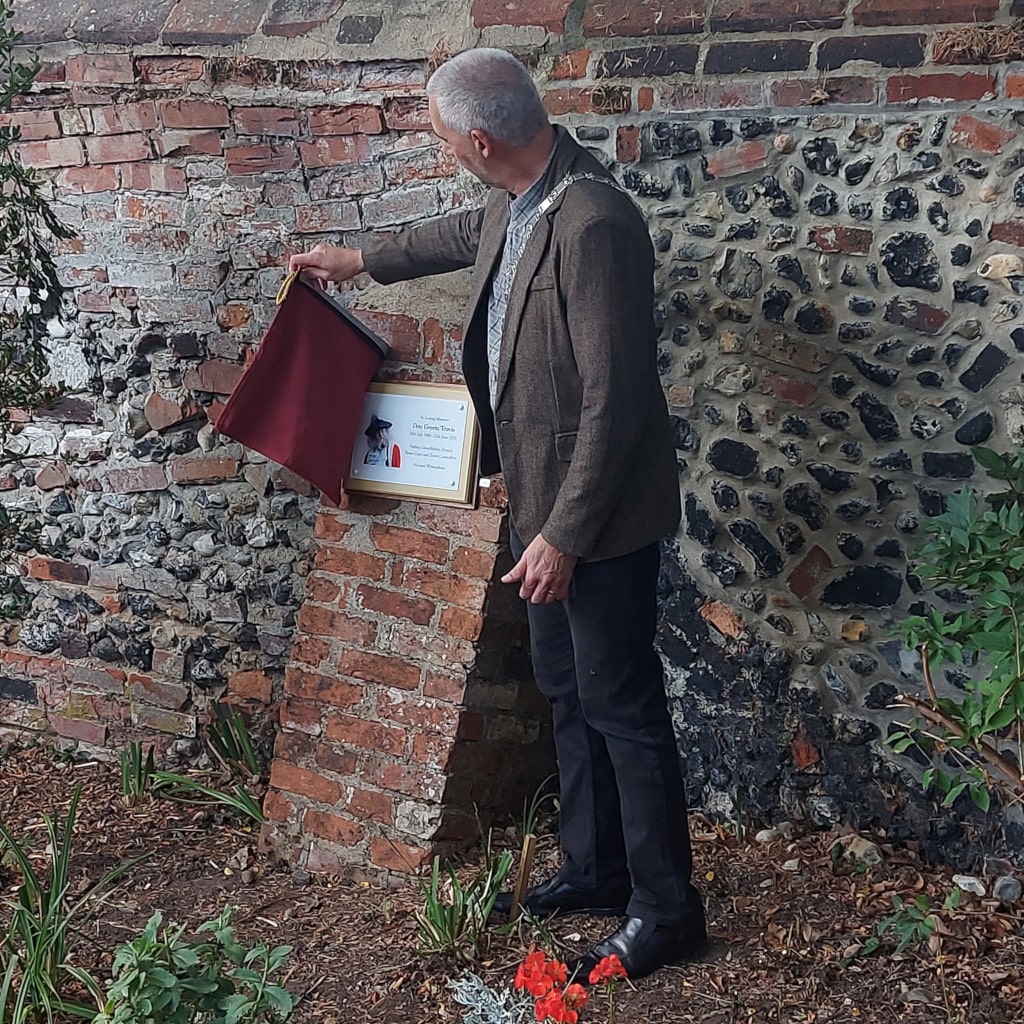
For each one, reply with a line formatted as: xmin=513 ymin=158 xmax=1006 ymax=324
xmin=359 ymin=62 xmax=427 ymax=92
xmin=363 ymin=758 xmax=445 ymax=801
xmin=170 ymin=455 xmax=240 ymax=485
xmin=0 ymin=109 xmax=60 ymax=140
xmin=66 ymin=53 xmax=133 ymax=84
xmin=325 ymin=713 xmax=407 ymax=755
xmin=305 ymin=575 xmax=343 ymax=604
xmin=337 ymin=648 xmax=421 ymax=691
xmin=370 ymin=836 xmax=432 ymax=872
xmin=90 ymin=102 xmax=158 ymax=135
xmin=154 ymin=130 xmax=223 ymax=157
xmin=771 ymin=78 xmax=877 ymax=108
xmin=85 ymin=133 xmax=150 ymax=164
xmin=226 ymin=144 xmax=297 ymax=175
xmin=314 ymin=514 xmax=353 ymax=543
xmin=183 ymin=358 xmax=244 ymax=394
xmin=232 ymin=106 xmax=301 ymax=137
xmin=883 ymin=297 xmax=951 ymax=335
xmin=472 ymin=0 xmax=572 ymax=32
xmin=313 ymin=548 xmax=387 ymax=581
xmin=854 ymin=0 xmax=998 ymax=27
xmin=295 ymin=605 xmax=379 ymax=646
xmin=661 ymin=81 xmax=764 ymax=112
xmin=410 ymin=731 xmax=455 ymax=767
xmin=279 ymin=700 xmax=323 ymax=735
xmin=950 ymin=114 xmax=1016 ymax=155
xmin=315 ymin=742 xmax=358 ymax=775
xmin=303 ymin=809 xmax=365 ymax=845
xmin=423 ymin=670 xmax=468 ymax=704
xmin=402 ymin=565 xmax=487 ymax=609
xmin=285 ymin=666 xmax=363 ymax=709
xmin=134 ymin=706 xmax=194 ymax=735
xmin=817 ymin=34 xmax=924 ymax=71
xmin=550 ymin=49 xmax=590 ymax=80
xmin=594 ymin=45 xmax=696 ymax=79
xmin=216 ymin=303 xmax=252 ymax=330
xmin=295 ymin=201 xmax=361 ymax=234
xmin=160 ymin=99 xmax=231 ymax=129
xmin=415 ymin=505 xmax=502 ymax=544
xmin=26 ymin=556 xmax=88 ymax=586
xmin=120 ymin=163 xmax=187 ymax=193
xmin=129 ymin=674 xmax=188 ymax=710
xmin=382 ymin=96 xmax=431 ymax=131
xmin=163 ymin=0 xmax=265 ymax=45
xmin=56 ymin=166 xmax=119 ymax=194
xmin=37 ymin=62 xmax=66 ymax=85
xmin=264 ymin=789 xmax=296 ymax=823
xmin=712 ymin=0 xmax=845 ymax=31
xmin=887 ymin=74 xmax=996 ymax=105
xmin=270 ymin=761 xmax=343 ymax=804
xmin=788 ymin=546 xmax=833 ymax=601
xmin=1008 ymin=74 xmax=1024 ymax=100
xmin=705 ymin=40 xmax=810 ymax=75
xmin=638 ymin=86 xmax=654 ymax=112
xmin=383 ymin=146 xmax=460 ymax=186
xmin=144 ymin=392 xmax=200 ymax=431
xmin=438 ymin=606 xmax=485 ymax=642
xmin=807 ymin=226 xmax=873 ymax=256
xmin=347 ymin=787 xmax=393 ymax=825
xmin=338 ymin=493 xmax=402 ymax=516
xmin=617 ymin=125 xmax=641 ymax=164
xmin=355 ymin=584 xmax=435 ymax=626
xmin=308 ymin=104 xmax=383 ymax=135
xmin=451 ymin=545 xmax=497 ymax=579
xmin=228 ymin=669 xmax=273 ymax=704
xmin=350 ymin=309 xmax=421 ymax=362
xmin=274 ymin=729 xmax=316 ymax=762
xmin=298 ymin=135 xmax=372 ymax=169
xmin=52 ymin=715 xmax=107 ymax=746
xmin=583 ymin=0 xmax=704 ymax=35
xmin=368 ymin=523 xmax=449 ymax=564
xmin=991 ymin=220 xmax=1024 ymax=248
xmin=704 ymin=141 xmax=769 ymax=178
xmin=292 ymin=635 xmax=330 ymax=667
xmin=35 ymin=462 xmax=71 ymax=489
xmin=136 ymin=56 xmax=207 ymax=85
xmin=17 ymin=138 xmax=85 ymax=169
xmin=699 ymin=600 xmax=745 ymax=639
xmin=104 ymin=464 xmax=169 ymax=494
xmin=543 ymin=86 xmax=631 ymax=116
xmin=760 ymin=372 xmax=819 ymax=408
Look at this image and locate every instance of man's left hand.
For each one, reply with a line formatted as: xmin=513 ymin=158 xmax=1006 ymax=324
xmin=502 ymin=534 xmax=577 ymax=604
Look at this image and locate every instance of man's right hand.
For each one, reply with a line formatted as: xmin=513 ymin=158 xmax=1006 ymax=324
xmin=288 ymin=243 xmax=365 ymax=285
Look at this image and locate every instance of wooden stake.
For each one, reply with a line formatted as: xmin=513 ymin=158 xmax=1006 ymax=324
xmin=511 ymin=833 xmax=537 ymax=923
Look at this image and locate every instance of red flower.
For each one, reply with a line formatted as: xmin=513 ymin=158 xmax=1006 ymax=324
xmin=543 ymin=958 xmax=568 ymax=987
xmin=563 ymin=983 xmax=589 ymax=1012
xmin=516 ymin=951 xmax=558 ymax=997
xmin=588 ymin=953 xmax=628 ymax=985
xmin=534 ymin=991 xmax=580 ymax=1024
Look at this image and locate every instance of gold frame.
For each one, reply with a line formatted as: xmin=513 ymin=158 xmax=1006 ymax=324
xmin=344 ymin=381 xmax=480 ymax=507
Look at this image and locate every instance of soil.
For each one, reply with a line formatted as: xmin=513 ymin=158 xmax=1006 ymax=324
xmin=0 ymin=747 xmax=1021 ymax=1024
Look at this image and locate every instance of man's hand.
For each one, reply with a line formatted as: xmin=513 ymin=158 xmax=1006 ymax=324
xmin=502 ymin=534 xmax=577 ymax=604
xmin=288 ymin=243 xmax=365 ymax=285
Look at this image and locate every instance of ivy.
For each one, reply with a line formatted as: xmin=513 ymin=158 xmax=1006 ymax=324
xmin=0 ymin=0 xmax=73 ymax=615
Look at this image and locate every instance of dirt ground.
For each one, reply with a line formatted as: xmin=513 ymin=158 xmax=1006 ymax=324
xmin=0 ymin=746 xmax=1021 ymax=1024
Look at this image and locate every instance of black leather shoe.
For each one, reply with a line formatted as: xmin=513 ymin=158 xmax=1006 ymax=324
xmin=569 ymin=914 xmax=708 ymax=982
xmin=491 ymin=873 xmax=631 ymax=919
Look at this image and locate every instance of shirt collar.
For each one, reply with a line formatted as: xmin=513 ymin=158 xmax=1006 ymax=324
xmin=508 ymin=126 xmax=562 ymax=215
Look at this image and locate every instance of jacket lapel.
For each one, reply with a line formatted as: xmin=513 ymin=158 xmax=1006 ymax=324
xmin=465 ymin=191 xmax=510 ymax=325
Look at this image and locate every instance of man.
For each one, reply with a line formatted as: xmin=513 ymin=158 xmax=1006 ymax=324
xmin=289 ymin=47 xmax=706 ymax=980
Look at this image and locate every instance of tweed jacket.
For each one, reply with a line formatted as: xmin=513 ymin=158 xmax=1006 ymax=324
xmin=359 ymin=130 xmax=681 ymax=562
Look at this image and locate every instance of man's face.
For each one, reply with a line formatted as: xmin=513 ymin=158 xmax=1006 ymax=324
xmin=428 ymin=96 xmax=497 ymax=186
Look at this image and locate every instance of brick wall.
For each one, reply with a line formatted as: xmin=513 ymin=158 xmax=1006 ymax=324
xmin=4 ymin=0 xmax=1024 ymax=868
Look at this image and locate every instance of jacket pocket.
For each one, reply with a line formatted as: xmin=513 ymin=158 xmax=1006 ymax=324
xmin=554 ymin=430 xmax=577 ymax=462
xmin=530 ymin=274 xmax=556 ymax=291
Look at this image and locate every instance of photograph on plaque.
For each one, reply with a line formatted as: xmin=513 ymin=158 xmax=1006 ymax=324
xmin=344 ymin=381 xmax=480 ymax=507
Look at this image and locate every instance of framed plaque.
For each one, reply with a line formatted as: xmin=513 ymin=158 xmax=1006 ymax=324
xmin=344 ymin=381 xmax=480 ymax=507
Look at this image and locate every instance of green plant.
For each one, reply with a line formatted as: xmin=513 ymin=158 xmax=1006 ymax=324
xmin=151 ymin=771 xmax=266 ymax=824
xmin=94 ymin=908 xmax=293 ymax=1024
xmin=120 ymin=743 xmax=156 ymax=806
xmin=520 ymin=774 xmax=557 ymax=841
xmin=890 ymin=445 xmax=1024 ymax=811
xmin=0 ymin=787 xmax=141 ymax=1023
xmin=206 ymin=705 xmax=260 ymax=780
xmin=0 ymin=0 xmax=73 ymax=618
xmin=876 ymin=890 xmax=961 ymax=956
xmin=415 ymin=832 xmax=514 ymax=962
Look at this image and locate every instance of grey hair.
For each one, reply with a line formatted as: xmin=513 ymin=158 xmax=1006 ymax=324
xmin=426 ymin=48 xmax=549 ymax=147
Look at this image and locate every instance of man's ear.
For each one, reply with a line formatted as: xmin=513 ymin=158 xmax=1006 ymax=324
xmin=469 ymin=129 xmax=492 ymax=159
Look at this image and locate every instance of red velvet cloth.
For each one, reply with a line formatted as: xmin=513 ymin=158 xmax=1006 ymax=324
xmin=216 ymin=276 xmax=388 ymax=505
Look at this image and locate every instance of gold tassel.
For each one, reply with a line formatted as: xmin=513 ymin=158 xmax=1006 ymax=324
xmin=276 ymin=271 xmax=298 ymax=305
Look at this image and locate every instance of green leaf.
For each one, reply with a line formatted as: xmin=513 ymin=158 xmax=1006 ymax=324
xmin=969 ymin=786 xmax=991 ymax=813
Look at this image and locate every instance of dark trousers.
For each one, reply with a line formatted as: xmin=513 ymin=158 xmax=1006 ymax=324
xmin=511 ymin=530 xmax=703 ymax=925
